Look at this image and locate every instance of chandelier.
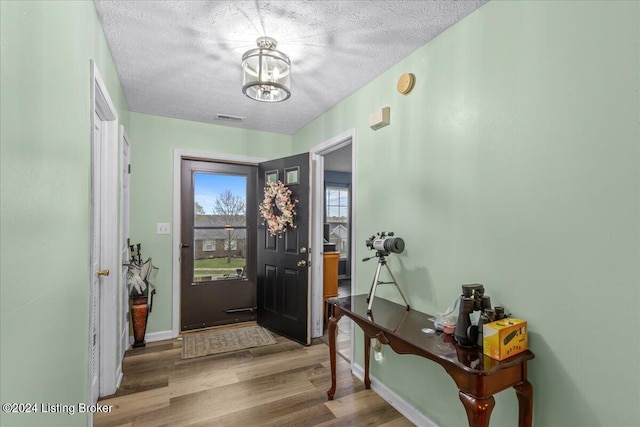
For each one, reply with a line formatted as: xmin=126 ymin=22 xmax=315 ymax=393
xmin=242 ymin=37 xmax=291 ymax=102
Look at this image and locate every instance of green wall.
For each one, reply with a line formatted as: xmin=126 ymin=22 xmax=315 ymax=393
xmin=0 ymin=1 xmax=130 ymax=426
xmin=127 ymin=112 xmax=291 ymax=334
xmin=2 ymin=1 xmax=638 ymax=427
xmin=293 ymin=1 xmax=639 ymax=426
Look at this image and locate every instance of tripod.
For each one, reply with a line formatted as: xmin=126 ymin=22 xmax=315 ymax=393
xmin=365 ymin=253 xmax=410 ymax=313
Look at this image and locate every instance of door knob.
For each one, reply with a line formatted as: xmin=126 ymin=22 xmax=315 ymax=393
xmin=97 ymin=269 xmax=110 ymax=277
xmin=297 ymin=260 xmax=307 ymax=267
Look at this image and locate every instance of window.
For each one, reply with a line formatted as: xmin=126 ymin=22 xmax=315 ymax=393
xmin=325 ymin=186 xmax=349 ymax=257
xmin=224 ymin=239 xmax=238 ymax=251
xmin=192 ymin=172 xmax=249 ymax=281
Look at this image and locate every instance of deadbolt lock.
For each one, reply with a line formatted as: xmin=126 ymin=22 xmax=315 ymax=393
xmin=300 ymin=247 xmax=307 ymax=253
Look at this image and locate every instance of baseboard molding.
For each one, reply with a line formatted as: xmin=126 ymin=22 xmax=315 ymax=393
xmin=128 ymin=330 xmax=174 ymax=346
xmin=115 ymin=368 xmax=123 ymax=389
xmin=352 ymin=363 xmax=439 ymax=427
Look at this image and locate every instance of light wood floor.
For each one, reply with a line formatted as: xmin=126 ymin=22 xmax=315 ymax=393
xmin=95 ymin=332 xmax=414 ymax=427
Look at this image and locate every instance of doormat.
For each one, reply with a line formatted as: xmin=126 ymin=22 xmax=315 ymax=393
xmin=181 ymin=325 xmax=276 ymax=359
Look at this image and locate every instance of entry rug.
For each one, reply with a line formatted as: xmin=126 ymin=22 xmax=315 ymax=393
xmin=181 ymin=325 xmax=276 ymax=359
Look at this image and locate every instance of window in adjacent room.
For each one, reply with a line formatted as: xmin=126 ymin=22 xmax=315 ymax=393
xmin=325 ymin=186 xmax=349 ymax=258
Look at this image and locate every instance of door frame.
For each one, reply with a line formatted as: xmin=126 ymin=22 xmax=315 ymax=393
xmin=89 ymin=60 xmax=120 ymax=403
xmin=309 ymin=129 xmax=357 ymax=338
xmin=170 ymin=136 xmax=356 ymax=340
xmin=171 ymin=150 xmax=266 ymax=337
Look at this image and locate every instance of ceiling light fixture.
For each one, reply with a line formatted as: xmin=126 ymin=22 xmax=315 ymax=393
xmin=242 ymin=37 xmax=291 ymax=102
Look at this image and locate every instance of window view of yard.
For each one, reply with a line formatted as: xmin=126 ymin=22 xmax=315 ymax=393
xmin=193 ymin=172 xmax=248 ymax=282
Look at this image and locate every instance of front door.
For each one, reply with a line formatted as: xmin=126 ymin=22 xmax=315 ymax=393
xmin=257 ymin=153 xmax=312 ymax=345
xmin=180 ymin=159 xmax=257 ymax=331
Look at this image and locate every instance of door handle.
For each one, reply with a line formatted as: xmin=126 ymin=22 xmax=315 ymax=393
xmin=97 ymin=269 xmax=110 ymax=277
xmin=180 ymin=243 xmax=190 ymax=249
xmin=297 ymin=260 xmax=307 ymax=267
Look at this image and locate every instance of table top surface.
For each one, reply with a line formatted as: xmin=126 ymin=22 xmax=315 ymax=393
xmin=329 ymin=295 xmax=534 ymax=375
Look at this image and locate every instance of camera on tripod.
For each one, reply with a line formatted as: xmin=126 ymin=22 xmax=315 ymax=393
xmin=363 ymin=231 xmax=409 ymax=313
xmin=364 ymin=231 xmax=405 ymax=258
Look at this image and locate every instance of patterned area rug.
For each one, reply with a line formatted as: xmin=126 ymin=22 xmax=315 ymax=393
xmin=181 ymin=325 xmax=276 ymax=359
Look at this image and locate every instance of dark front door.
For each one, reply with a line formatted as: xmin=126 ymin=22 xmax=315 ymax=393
xmin=257 ymin=153 xmax=311 ymax=345
xmin=180 ymin=159 xmax=257 ymax=331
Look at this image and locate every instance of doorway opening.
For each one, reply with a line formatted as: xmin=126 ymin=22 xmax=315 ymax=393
xmin=311 ymin=129 xmax=356 ymax=362
xmin=173 ymin=151 xmax=314 ymax=345
xmin=323 ymin=145 xmax=353 ymax=362
xmin=172 ymin=140 xmax=356 ymax=348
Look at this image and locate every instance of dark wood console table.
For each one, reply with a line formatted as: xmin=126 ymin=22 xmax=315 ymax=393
xmin=327 ymin=295 xmax=534 ymax=427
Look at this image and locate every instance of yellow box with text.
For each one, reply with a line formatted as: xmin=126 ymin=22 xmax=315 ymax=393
xmin=483 ymin=318 xmax=527 ymax=360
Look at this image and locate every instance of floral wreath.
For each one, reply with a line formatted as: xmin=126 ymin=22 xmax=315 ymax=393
xmin=259 ymin=180 xmax=298 ymax=237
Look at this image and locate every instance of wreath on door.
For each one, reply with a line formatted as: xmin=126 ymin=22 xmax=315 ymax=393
xmin=259 ymin=180 xmax=297 ymax=237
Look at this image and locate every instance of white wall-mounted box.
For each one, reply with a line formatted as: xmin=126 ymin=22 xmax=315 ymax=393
xmin=370 ymin=106 xmax=390 ymax=130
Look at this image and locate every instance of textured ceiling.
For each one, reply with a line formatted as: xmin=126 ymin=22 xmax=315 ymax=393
xmin=94 ymin=0 xmax=487 ymax=135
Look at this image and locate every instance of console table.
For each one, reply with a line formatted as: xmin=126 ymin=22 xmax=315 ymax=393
xmin=327 ymin=295 xmax=534 ymax=427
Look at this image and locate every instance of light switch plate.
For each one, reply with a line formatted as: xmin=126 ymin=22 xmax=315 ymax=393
xmin=157 ymin=223 xmax=170 ymax=235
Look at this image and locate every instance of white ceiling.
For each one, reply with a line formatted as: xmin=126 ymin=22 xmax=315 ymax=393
xmin=94 ymin=0 xmax=487 ymax=135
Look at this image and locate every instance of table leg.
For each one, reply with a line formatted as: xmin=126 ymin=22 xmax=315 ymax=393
xmin=459 ymin=391 xmax=495 ymax=427
xmin=514 ymin=380 xmax=533 ymax=427
xmin=327 ymin=315 xmax=338 ymax=400
xmin=364 ymin=334 xmax=371 ymax=389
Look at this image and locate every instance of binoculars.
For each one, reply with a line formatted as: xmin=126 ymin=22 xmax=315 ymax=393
xmin=454 ymin=284 xmax=507 ymax=347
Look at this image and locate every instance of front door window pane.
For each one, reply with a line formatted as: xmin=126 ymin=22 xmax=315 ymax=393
xmin=193 ymin=173 xmax=248 ymax=281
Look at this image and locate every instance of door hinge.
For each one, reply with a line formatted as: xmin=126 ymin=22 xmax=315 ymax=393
xmin=128 ymin=164 xmax=131 ymax=174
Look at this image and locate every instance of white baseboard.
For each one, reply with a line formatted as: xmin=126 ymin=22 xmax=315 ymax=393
xmin=128 ymin=329 xmax=174 ymax=346
xmin=352 ymin=363 xmax=439 ymax=427
xmin=115 ymin=368 xmax=123 ymax=389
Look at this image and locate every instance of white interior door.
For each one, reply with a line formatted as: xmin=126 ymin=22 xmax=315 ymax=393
xmin=120 ymin=127 xmax=131 ymax=361
xmin=89 ymin=60 xmax=119 ymax=405
xmin=90 ymin=112 xmax=103 ymax=402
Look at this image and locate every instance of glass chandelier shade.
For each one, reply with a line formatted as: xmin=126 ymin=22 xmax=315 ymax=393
xmin=242 ymin=37 xmax=291 ymax=102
